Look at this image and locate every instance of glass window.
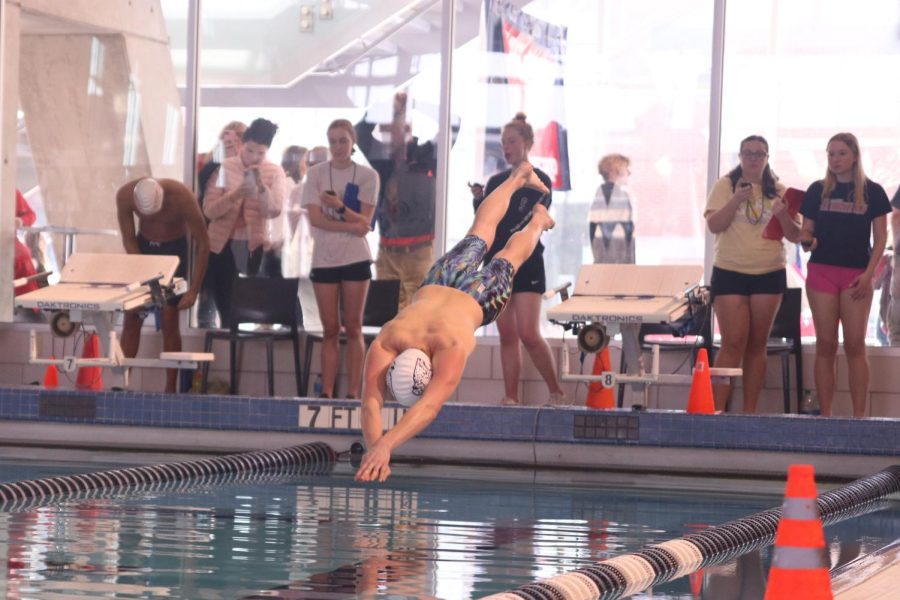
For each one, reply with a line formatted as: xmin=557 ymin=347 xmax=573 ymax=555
xmin=6 ymin=0 xmax=900 ymax=346
xmin=720 ymin=0 xmax=900 ymax=345
xmin=6 ymin=2 xmax=188 ymax=320
xmin=189 ymin=0 xmax=449 ymax=329
xmin=447 ymin=0 xmax=715 ymax=333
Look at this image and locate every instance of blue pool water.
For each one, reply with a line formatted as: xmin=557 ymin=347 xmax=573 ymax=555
xmin=0 ymin=458 xmax=897 ymax=599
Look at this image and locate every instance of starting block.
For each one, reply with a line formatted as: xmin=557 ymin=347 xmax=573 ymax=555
xmin=546 ymin=264 xmax=741 ymax=406
xmin=15 ymin=253 xmax=214 ymax=387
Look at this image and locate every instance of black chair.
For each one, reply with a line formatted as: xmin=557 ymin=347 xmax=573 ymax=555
xmin=767 ymin=287 xmax=803 ymax=413
xmin=361 ymin=279 xmax=402 ymax=333
xmin=201 ymin=277 xmax=304 ymax=396
xmin=302 ymin=279 xmax=401 ymax=396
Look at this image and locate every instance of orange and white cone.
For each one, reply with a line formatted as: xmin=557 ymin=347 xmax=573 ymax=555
xmin=43 ymin=360 xmax=59 ymax=389
xmin=686 ymin=348 xmax=715 ymax=414
xmin=764 ymin=464 xmax=833 ymax=600
xmin=75 ymin=333 xmax=103 ymax=391
xmin=586 ymin=347 xmax=615 ymax=409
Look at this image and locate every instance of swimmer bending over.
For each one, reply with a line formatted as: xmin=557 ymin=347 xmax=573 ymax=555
xmin=356 ymin=162 xmax=554 ymax=482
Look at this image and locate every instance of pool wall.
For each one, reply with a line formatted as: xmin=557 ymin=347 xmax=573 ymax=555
xmin=3 ymin=323 xmax=900 ymax=418
xmin=0 ymin=386 xmax=895 ymax=479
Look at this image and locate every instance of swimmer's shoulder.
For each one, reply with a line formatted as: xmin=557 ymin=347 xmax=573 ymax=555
xmin=429 ymin=328 xmax=476 ymax=356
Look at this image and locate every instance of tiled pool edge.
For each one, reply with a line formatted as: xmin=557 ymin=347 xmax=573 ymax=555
xmin=0 ymin=386 xmax=896 ymax=459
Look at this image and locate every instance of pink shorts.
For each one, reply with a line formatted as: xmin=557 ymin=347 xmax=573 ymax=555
xmin=806 ymin=262 xmax=865 ymax=294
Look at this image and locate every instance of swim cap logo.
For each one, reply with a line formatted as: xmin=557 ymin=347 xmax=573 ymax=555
xmin=412 ymin=357 xmax=430 ymax=396
xmin=386 ymin=348 xmax=433 ymax=407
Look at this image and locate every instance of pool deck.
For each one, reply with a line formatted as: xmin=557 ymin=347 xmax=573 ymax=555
xmin=0 ymin=385 xmax=896 ymax=481
xmin=833 ymin=541 xmax=900 ymax=600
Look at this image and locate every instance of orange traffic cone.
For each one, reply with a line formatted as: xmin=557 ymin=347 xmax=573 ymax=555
xmin=586 ymin=347 xmax=615 ymax=409
xmin=764 ymin=464 xmax=832 ymax=599
xmin=689 ymin=568 xmax=704 ymax=597
xmin=686 ymin=348 xmax=715 ymax=414
xmin=75 ymin=333 xmax=103 ymax=391
xmin=43 ymin=360 xmax=59 ymax=389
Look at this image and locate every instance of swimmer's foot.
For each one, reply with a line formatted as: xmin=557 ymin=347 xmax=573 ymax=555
xmin=531 ymin=204 xmax=556 ymax=231
xmin=501 ymin=396 xmax=520 ymax=406
xmin=548 ymin=392 xmax=568 ymax=406
xmin=511 ymin=162 xmax=550 ymax=195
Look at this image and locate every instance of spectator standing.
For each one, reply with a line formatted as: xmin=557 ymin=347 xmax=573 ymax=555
xmin=799 ymin=132 xmax=890 ymax=417
xmin=589 ymin=153 xmax=636 ymax=264
xmin=366 ymin=92 xmax=436 ymax=309
xmin=704 ymin=135 xmax=798 ymax=413
xmin=203 ymin=118 xmax=285 ymax=327
xmin=280 ymin=145 xmax=310 ymax=278
xmin=302 ymin=119 xmax=379 ymax=398
xmin=281 ymin=145 xmax=309 ymax=239
xmin=886 ymin=186 xmax=900 ymax=345
xmin=197 ymin=120 xmax=246 ymax=327
xmin=477 ymin=113 xmax=565 ymax=406
xmin=197 ymin=121 xmax=247 ymax=205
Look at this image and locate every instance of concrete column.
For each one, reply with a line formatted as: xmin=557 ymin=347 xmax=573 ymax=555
xmin=0 ymin=1 xmax=22 ymax=322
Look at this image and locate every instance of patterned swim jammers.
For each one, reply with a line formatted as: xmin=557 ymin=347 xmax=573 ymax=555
xmin=421 ymin=235 xmax=514 ymax=326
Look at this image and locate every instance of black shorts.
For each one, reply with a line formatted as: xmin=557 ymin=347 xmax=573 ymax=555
xmin=511 ymin=256 xmax=546 ymax=294
xmin=310 ymin=260 xmax=372 ymax=284
xmin=137 ymin=233 xmax=188 ymax=307
xmin=710 ymin=266 xmax=786 ymax=298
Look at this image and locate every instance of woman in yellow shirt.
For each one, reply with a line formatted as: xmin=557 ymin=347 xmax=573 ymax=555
xmin=704 ymin=135 xmax=799 ymax=413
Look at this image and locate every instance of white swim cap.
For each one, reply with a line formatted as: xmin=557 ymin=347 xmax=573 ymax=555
xmin=386 ymin=348 xmax=433 ymax=407
xmin=134 ymin=178 xmax=164 ymax=215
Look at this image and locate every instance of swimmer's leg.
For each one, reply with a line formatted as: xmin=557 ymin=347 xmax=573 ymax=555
xmin=468 ymin=162 xmax=550 ymax=248
xmin=495 ymin=204 xmax=556 ymax=271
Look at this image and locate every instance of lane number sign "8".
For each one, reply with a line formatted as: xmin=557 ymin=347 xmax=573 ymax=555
xmin=600 ymin=371 xmax=616 ymax=388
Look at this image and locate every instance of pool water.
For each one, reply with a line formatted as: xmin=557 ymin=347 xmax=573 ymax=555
xmin=0 ymin=459 xmax=897 ymax=599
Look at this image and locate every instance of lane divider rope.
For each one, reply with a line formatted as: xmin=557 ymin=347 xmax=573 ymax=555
xmin=0 ymin=442 xmax=336 ymax=507
xmin=484 ymin=464 xmax=900 ymax=600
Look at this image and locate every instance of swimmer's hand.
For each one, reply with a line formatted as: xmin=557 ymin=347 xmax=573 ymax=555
xmin=354 ymin=442 xmax=392 ymax=483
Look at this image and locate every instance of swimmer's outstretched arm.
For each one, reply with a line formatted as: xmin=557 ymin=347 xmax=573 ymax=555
xmin=356 ymin=346 xmax=467 ymax=483
xmin=359 ymin=340 xmax=394 ymax=452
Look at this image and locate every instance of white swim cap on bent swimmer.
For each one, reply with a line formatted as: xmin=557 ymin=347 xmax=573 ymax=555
xmin=386 ymin=348 xmax=433 ymax=407
xmin=134 ymin=178 xmax=164 ymax=215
